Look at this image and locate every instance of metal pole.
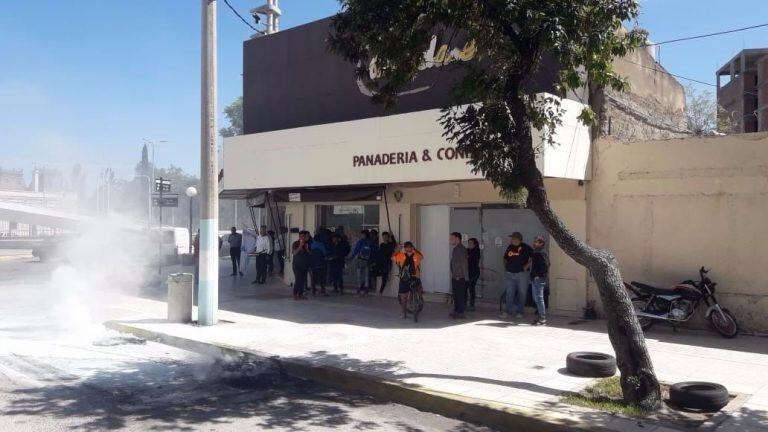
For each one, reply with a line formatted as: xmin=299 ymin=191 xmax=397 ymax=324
xmin=158 ymin=176 xmax=163 ymax=276
xmin=147 ymin=178 xmax=151 ymax=229
xmin=188 ymin=196 xmax=194 ymax=254
xmin=199 ymin=0 xmax=219 ymax=326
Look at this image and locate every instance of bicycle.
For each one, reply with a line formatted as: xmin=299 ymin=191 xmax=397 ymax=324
xmin=399 ymin=278 xmax=424 ymax=322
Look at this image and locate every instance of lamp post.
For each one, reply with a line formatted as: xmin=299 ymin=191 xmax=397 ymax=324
xmin=134 ymin=175 xmax=152 ymax=228
xmin=185 ymin=186 xmax=198 ymax=254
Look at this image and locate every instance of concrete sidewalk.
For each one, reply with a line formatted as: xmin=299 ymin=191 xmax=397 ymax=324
xmin=108 ymin=267 xmax=768 ymax=432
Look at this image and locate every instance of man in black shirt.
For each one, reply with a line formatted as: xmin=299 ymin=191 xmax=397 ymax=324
xmin=228 ymin=227 xmax=243 ymax=277
xmin=291 ymin=231 xmax=311 ymax=300
xmin=501 ymin=232 xmax=533 ymax=320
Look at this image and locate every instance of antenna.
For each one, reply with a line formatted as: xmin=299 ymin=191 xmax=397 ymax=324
xmin=251 ymin=0 xmax=281 ymax=36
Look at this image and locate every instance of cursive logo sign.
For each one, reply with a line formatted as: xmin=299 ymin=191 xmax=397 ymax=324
xmin=357 ymin=36 xmax=477 ymax=97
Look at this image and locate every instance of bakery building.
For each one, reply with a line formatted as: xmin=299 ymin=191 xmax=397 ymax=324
xmin=220 ymin=17 xmax=688 ymax=317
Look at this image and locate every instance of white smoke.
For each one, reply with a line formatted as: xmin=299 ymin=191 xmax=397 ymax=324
xmin=42 ymin=214 xmax=158 ymax=339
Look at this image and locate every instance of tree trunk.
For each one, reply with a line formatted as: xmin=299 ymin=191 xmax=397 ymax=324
xmin=504 ymin=91 xmax=661 ymax=409
xmin=521 ymin=169 xmax=661 ymax=410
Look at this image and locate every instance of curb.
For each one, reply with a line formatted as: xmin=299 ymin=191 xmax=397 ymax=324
xmin=103 ymin=320 xmax=624 ymax=432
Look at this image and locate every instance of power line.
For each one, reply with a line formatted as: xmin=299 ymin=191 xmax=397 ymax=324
xmin=222 ymin=0 xmax=265 ymax=35
xmin=620 ymin=58 xmax=717 ymax=87
xmin=646 ymin=22 xmax=768 ymax=47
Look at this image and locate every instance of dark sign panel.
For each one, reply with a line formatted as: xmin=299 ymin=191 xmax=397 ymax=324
xmin=243 ymin=17 xmax=560 ymax=135
xmin=152 ymin=194 xmax=179 ymax=207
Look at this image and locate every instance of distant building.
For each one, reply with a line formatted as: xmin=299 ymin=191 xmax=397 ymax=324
xmin=0 ymin=169 xmax=26 ymax=191
xmin=716 ymin=48 xmax=768 ymax=133
xmin=0 ymin=168 xmax=76 ymax=237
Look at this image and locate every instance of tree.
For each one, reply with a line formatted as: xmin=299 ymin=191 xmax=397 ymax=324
xmin=330 ymin=0 xmax=660 ymax=409
xmin=220 ymin=96 xmax=244 ymax=137
xmin=685 ymin=84 xmax=734 ymax=135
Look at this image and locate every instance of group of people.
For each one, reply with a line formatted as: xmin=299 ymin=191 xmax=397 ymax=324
xmin=290 ymin=227 xmax=398 ymax=300
xmin=226 ymin=226 xmax=286 ymax=285
xmin=224 ymin=224 xmax=550 ymax=325
xmin=448 ymin=231 xmax=549 ymax=325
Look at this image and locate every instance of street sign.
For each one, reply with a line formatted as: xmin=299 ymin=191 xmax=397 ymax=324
xmin=152 ymin=194 xmax=179 ymax=207
xmin=154 ymin=178 xmax=171 ymax=192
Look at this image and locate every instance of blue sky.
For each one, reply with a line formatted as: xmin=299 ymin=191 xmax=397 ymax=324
xmin=1 ymin=0 xmax=766 ymax=182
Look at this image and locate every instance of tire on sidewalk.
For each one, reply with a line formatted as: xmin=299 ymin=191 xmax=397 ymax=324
xmin=566 ymin=352 xmax=617 ymax=377
xmin=669 ymin=381 xmax=730 ymax=412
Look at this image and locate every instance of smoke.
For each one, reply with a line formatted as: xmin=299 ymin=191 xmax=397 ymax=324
xmin=42 ymin=214 xmax=158 ymax=340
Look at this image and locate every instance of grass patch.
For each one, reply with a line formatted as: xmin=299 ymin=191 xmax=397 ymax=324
xmin=561 ymin=376 xmax=651 ymax=418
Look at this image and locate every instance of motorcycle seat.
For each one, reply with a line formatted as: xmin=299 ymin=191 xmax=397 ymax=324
xmin=630 ymin=281 xmax=679 ymax=296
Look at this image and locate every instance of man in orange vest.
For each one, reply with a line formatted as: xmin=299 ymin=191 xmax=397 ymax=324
xmin=392 ymin=241 xmax=424 ymax=318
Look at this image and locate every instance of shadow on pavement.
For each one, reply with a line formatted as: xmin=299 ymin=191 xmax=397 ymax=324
xmin=135 ymin=261 xmax=768 ymax=355
xmin=2 ymin=356 xmax=491 ymax=431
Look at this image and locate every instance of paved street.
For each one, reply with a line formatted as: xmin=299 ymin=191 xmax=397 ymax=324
xmin=0 ymin=257 xmax=492 ymax=431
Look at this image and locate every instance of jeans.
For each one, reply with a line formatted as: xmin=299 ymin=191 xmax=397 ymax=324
xmin=505 ymin=271 xmax=529 ymax=315
xmin=311 ymin=267 xmax=326 ymax=294
xmin=229 ymin=248 xmax=241 ymax=274
xmin=266 ymin=253 xmax=274 ymax=275
xmin=532 ymin=276 xmax=547 ymax=319
xmin=293 ymin=266 xmax=308 ymax=297
xmin=329 ymin=260 xmax=344 ymax=293
xmin=452 ymin=278 xmax=466 ymax=314
xmin=466 ymin=275 xmax=479 ymax=307
xmin=356 ymin=259 xmax=369 ymax=293
xmin=255 ymin=254 xmax=268 ymax=283
xmin=378 ymin=265 xmax=391 ymax=294
xmin=276 ymin=251 xmax=285 ymax=273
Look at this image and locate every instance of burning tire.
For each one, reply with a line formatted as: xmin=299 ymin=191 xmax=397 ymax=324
xmin=566 ymin=352 xmax=617 ymax=377
xmin=669 ymin=382 xmax=730 ymax=412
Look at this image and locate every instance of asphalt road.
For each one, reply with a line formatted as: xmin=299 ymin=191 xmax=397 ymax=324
xmin=0 ymin=258 xmax=494 ymax=431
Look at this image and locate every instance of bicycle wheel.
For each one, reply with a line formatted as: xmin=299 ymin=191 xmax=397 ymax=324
xmin=411 ymin=292 xmax=423 ymax=322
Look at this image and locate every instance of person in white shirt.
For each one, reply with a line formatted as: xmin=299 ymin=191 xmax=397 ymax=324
xmin=241 ymin=227 xmax=258 ymax=276
xmin=252 ymin=226 xmax=273 ymax=284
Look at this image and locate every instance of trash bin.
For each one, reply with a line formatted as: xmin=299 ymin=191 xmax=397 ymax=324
xmin=167 ymin=273 xmax=194 ymax=323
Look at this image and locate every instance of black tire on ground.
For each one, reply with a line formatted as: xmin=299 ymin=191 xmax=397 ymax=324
xmin=669 ymin=381 xmax=730 ymax=412
xmin=566 ymin=352 xmax=617 ymax=377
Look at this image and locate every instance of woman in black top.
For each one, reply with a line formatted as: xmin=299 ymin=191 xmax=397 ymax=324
xmin=377 ymin=232 xmax=396 ymax=294
xmin=466 ymin=238 xmax=481 ymax=311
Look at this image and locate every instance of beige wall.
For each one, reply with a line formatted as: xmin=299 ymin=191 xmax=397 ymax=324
xmin=588 ymin=133 xmax=768 ymax=332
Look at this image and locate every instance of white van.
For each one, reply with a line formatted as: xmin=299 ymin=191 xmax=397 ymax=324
xmin=150 ymin=226 xmax=191 ymax=263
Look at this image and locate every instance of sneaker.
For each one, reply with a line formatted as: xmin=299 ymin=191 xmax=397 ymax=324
xmin=230 ymin=273 xmax=237 ymax=277
xmin=532 ymin=318 xmax=547 ymax=326
xmin=515 ymin=313 xmax=523 ymax=320
xmin=450 ymin=313 xmax=466 ymax=319
xmin=499 ymin=312 xmax=509 ymax=319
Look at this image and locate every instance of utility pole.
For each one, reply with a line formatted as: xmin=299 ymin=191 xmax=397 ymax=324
xmin=199 ymin=0 xmax=219 ymax=326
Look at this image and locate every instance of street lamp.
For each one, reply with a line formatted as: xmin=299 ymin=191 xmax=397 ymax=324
xmin=185 ymin=186 xmax=198 ymax=254
xmin=134 ymin=175 xmax=152 ymax=228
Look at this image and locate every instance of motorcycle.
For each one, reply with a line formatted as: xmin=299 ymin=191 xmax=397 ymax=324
xmin=624 ymin=267 xmax=739 ymax=338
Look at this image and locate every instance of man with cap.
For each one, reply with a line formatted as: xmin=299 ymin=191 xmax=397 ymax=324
xmin=500 ymin=232 xmax=533 ymax=320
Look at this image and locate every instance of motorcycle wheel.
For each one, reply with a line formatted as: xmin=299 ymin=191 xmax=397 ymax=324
xmin=631 ymin=299 xmax=654 ymax=331
xmin=710 ymin=308 xmax=739 ymax=338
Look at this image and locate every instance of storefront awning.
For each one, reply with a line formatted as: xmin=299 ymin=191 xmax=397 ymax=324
xmin=220 ymin=185 xmax=385 ymax=203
